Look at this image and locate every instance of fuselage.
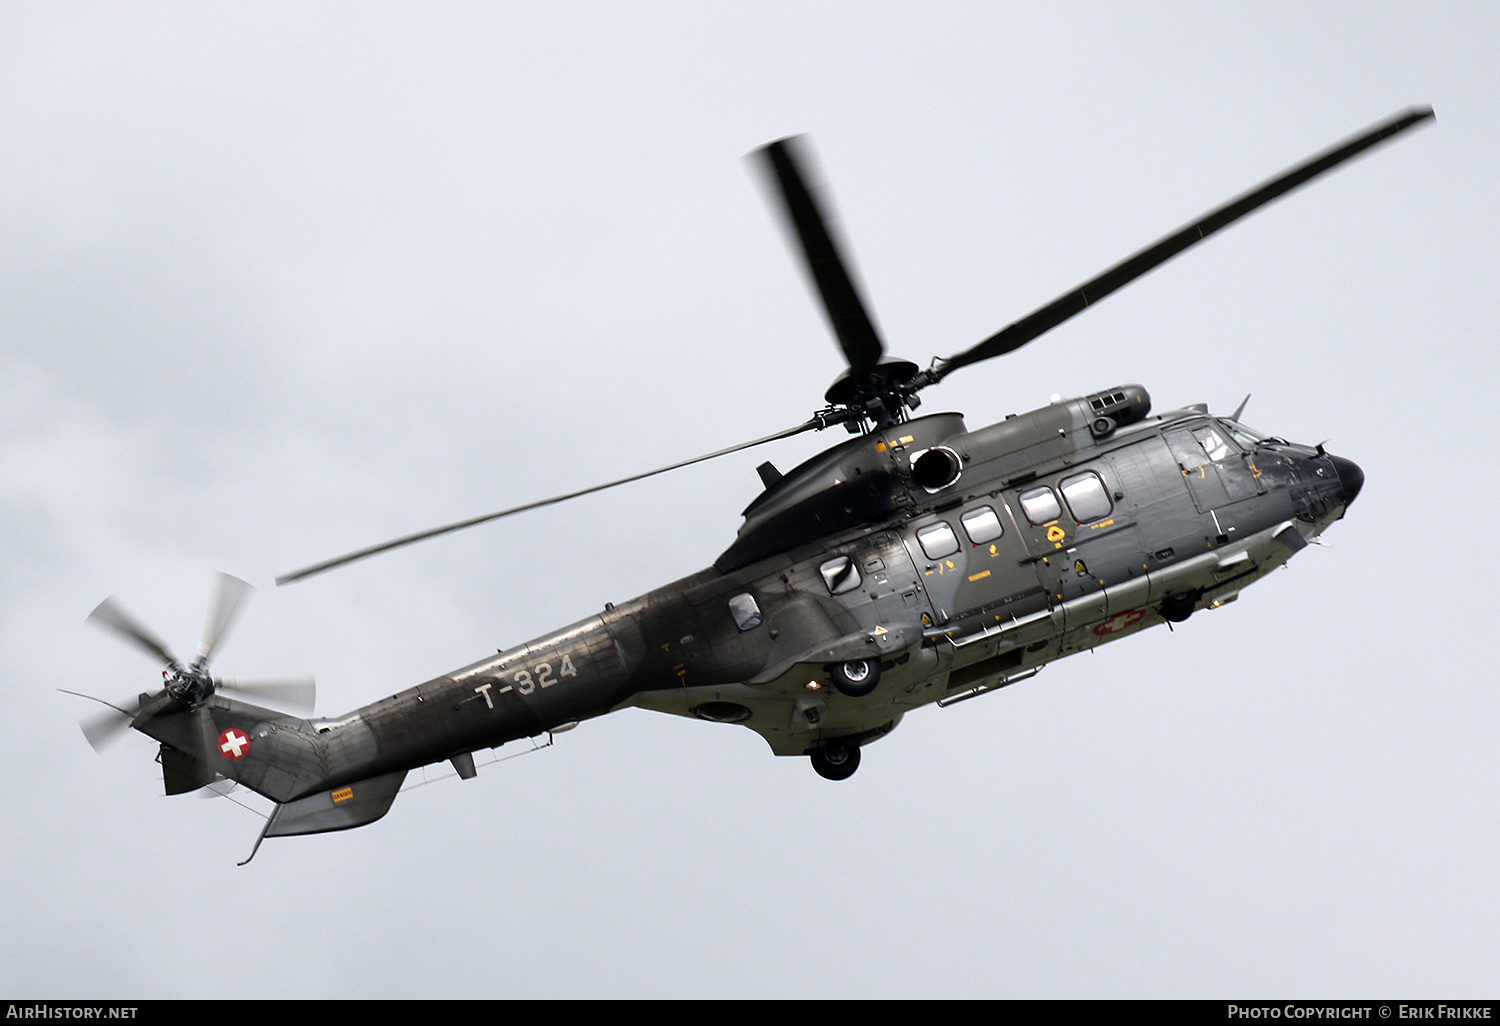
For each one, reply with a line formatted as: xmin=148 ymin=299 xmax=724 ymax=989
xmin=135 ymin=385 xmax=1360 ymax=814
xmin=257 ymin=384 xmax=1361 ymax=794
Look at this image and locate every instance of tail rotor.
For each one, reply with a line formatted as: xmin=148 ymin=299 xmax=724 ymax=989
xmin=75 ymin=573 xmax=316 ymax=754
xmin=74 ymin=694 xmax=144 ymax=753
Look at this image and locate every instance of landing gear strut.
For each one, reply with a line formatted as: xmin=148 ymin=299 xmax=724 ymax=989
xmin=810 ymin=741 xmax=861 ymax=780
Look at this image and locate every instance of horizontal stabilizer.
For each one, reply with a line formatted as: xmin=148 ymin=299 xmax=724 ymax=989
xmin=263 ymin=770 xmax=407 ymax=837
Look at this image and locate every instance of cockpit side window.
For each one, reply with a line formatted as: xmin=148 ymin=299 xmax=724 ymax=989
xmin=1165 ymin=429 xmax=1207 ymax=471
xmin=1190 ymin=423 xmax=1237 ymax=462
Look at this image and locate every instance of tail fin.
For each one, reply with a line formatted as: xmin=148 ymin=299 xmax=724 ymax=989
xmin=134 ymin=694 xmax=328 ymax=803
xmin=160 ymin=743 xmax=217 ymax=794
xmin=132 ymin=694 xmax=411 ymax=860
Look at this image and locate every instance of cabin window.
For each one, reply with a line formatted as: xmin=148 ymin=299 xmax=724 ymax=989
xmin=1059 ymin=471 xmax=1112 ymax=523
xmin=916 ymin=522 xmax=960 ymax=559
xmin=819 ymin=556 xmax=862 ymax=595
xmin=727 ymin=593 xmax=763 ymax=631
xmin=1019 ymin=486 xmax=1061 ymax=525
xmin=961 ymin=506 xmax=1004 ymax=545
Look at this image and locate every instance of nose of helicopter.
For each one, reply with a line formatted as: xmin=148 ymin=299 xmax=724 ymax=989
xmin=1329 ymin=454 xmax=1365 ymax=507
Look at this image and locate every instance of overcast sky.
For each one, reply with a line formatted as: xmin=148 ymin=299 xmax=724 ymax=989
xmin=2 ymin=2 xmax=1496 ymax=999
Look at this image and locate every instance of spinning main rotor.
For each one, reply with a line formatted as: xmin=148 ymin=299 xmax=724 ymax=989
xmin=277 ymin=107 xmax=1433 ymax=585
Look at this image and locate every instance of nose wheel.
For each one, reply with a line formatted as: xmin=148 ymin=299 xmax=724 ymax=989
xmin=810 ymin=741 xmax=861 ymax=780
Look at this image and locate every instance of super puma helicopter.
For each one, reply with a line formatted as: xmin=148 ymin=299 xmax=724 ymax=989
xmin=79 ymin=107 xmax=1431 ymax=858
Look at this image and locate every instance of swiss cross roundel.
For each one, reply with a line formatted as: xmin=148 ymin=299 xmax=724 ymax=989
xmin=218 ymin=727 xmax=251 ymax=761
xmin=1092 ymin=608 xmax=1148 ymax=637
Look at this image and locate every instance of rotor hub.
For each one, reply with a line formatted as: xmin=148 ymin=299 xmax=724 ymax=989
xmin=163 ymin=663 xmax=214 ymax=706
xmin=822 ymin=357 xmax=927 ymax=429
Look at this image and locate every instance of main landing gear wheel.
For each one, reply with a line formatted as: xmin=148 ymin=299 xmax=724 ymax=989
xmin=1159 ymin=589 xmax=1201 ymax=623
xmin=810 ymin=742 xmax=861 ymax=780
xmin=829 ymin=658 xmax=881 ymax=697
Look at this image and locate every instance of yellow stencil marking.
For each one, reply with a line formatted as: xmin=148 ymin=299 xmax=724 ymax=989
xmin=968 ymin=570 xmax=991 ymax=582
xmin=332 ymin=787 xmax=353 ymax=803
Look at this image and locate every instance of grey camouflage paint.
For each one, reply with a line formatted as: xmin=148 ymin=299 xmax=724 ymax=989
xmin=130 ymin=384 xmax=1360 ymax=834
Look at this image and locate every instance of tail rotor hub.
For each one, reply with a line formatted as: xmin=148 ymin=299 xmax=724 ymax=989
xmin=163 ymin=663 xmax=215 ymax=707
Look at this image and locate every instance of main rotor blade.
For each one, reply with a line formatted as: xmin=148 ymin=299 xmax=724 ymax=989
xmin=755 ymin=136 xmax=886 ymax=377
xmin=277 ymin=418 xmax=823 ymax=584
xmin=197 ymin=573 xmax=252 ymax=665
xmin=87 ymin=597 xmax=179 ymax=667
xmin=935 ymin=106 xmax=1435 ymax=379
xmin=215 ymin=675 xmax=316 ymax=713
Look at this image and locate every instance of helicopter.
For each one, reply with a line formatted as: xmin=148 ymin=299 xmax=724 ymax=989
xmin=77 ymin=106 xmax=1431 ymax=861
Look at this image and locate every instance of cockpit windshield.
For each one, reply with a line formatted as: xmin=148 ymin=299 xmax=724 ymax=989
xmin=1220 ymin=419 xmax=1266 ymax=450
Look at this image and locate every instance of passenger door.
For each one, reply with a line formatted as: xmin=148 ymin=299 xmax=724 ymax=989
xmin=1010 ymin=466 xmax=1138 ymax=611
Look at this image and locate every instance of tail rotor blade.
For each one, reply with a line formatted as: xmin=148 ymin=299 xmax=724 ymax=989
xmin=197 ymin=573 xmax=252 ymax=665
xmin=80 ymin=709 xmax=134 ymax=753
xmin=215 ymin=675 xmax=316 ymax=713
xmin=87 ymin=597 xmax=179 ymax=668
xmin=77 ymin=696 xmax=142 ymax=754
